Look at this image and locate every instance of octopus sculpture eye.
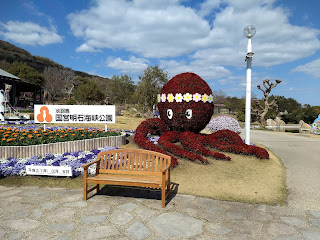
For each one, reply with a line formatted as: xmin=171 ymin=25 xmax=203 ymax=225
xmin=185 ymin=109 xmax=192 ymax=119
xmin=167 ymin=109 xmax=173 ymax=119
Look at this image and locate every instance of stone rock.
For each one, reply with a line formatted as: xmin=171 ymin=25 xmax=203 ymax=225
xmin=111 ymin=211 xmax=133 ymax=225
xmin=126 ymin=221 xmax=151 ymax=240
xmin=302 ymin=230 xmax=320 ymax=240
xmin=309 ymin=210 xmax=320 ymax=218
xmin=80 ymin=226 xmax=120 ymax=240
xmin=149 ymin=212 xmax=203 ymax=237
xmin=117 ymin=202 xmax=139 ymax=211
xmin=46 ymin=208 xmax=76 ymax=222
xmin=47 ymin=222 xmax=75 ymax=232
xmin=309 ymin=219 xmax=320 ymax=228
xmin=268 ymin=223 xmax=298 ymax=236
xmin=301 ymin=122 xmax=311 ymax=130
xmin=280 ymin=216 xmax=307 ymax=228
xmin=80 ymin=215 xmax=107 ymax=224
xmin=207 ymin=223 xmax=232 ymax=235
xmin=275 ymin=117 xmax=285 ymax=126
xmin=275 ymin=117 xmax=286 ymax=132
xmin=266 ymin=119 xmax=277 ymax=126
xmin=63 ymin=201 xmax=87 ymax=208
xmin=0 ymin=228 xmax=6 ymax=238
xmin=1 ymin=219 xmax=41 ymax=232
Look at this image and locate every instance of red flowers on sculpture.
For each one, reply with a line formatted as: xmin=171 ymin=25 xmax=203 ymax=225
xmin=134 ymin=72 xmax=269 ymax=167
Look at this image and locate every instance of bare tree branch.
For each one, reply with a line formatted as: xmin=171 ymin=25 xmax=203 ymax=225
xmin=252 ymin=79 xmax=282 ymax=126
xmin=43 ymin=67 xmax=75 ymax=104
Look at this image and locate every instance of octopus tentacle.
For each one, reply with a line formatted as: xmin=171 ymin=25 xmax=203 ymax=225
xmin=134 ymin=118 xmax=179 ymax=167
xmin=203 ymin=130 xmax=269 ymax=159
xmin=158 ymin=131 xmax=208 ymax=164
xmin=180 ymin=132 xmax=231 ymax=161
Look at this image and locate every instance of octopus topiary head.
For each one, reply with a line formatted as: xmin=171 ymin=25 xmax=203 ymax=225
xmin=158 ymin=72 xmax=214 ymax=133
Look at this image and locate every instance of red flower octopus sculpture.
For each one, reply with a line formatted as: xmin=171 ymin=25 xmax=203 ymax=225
xmin=134 ymin=72 xmax=269 ymax=167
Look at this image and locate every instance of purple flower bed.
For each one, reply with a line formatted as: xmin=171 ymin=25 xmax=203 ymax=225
xmin=0 ymin=146 xmax=118 ymax=177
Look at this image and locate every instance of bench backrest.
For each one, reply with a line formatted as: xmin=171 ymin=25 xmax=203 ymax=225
xmin=96 ymin=149 xmax=171 ymax=176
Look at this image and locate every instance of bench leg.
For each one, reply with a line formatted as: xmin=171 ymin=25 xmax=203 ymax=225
xmin=161 ymin=186 xmax=166 ymax=208
xmin=167 ymin=182 xmax=170 ymax=198
xmin=83 ymin=182 xmax=88 ymax=201
xmin=96 ymin=184 xmax=100 ymax=193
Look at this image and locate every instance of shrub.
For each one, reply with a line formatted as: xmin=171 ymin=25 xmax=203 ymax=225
xmin=207 ymin=116 xmax=241 ymax=134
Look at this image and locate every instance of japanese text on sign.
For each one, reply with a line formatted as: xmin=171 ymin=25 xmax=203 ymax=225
xmin=34 ymin=105 xmax=115 ymax=124
xmin=26 ymin=165 xmax=73 ymax=177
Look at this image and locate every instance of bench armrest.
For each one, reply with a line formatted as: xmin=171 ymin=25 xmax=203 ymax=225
xmin=82 ymin=159 xmax=100 ymax=170
xmin=161 ymin=164 xmax=171 ymax=172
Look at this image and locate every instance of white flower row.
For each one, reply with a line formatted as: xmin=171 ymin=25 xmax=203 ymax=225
xmin=157 ymin=93 xmax=214 ymax=103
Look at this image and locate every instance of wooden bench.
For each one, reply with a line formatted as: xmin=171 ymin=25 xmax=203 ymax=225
xmin=82 ymin=149 xmax=171 ymax=207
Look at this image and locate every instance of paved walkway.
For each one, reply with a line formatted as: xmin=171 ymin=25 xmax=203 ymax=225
xmin=0 ymin=185 xmax=320 ymax=240
xmin=240 ymin=130 xmax=320 ymax=211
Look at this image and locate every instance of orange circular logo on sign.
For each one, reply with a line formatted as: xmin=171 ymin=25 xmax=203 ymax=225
xmin=37 ymin=106 xmax=53 ymax=122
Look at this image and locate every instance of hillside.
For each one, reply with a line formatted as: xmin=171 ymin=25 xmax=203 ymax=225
xmin=0 ymin=40 xmax=109 ymax=82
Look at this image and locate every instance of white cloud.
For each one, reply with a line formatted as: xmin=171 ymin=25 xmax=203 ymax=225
xmin=67 ymin=0 xmax=320 ymax=67
xmin=76 ymin=43 xmax=100 ymax=52
xmin=198 ymin=0 xmax=221 ymax=17
xmin=0 ymin=21 xmax=63 ymax=46
xmin=193 ymin=2 xmax=320 ymax=67
xmin=106 ymin=56 xmax=150 ymax=74
xmin=67 ymin=0 xmax=211 ymax=58
xmin=292 ymin=59 xmax=320 ymax=77
xmin=159 ymin=59 xmax=231 ymax=80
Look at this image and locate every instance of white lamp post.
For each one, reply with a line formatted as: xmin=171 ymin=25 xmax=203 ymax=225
xmin=243 ymin=25 xmax=256 ymax=145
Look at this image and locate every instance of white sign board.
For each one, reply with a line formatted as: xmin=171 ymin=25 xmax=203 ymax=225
xmin=34 ymin=105 xmax=115 ymax=124
xmin=26 ymin=165 xmax=73 ymax=177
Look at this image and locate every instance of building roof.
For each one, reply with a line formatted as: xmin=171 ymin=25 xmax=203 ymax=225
xmin=0 ymin=68 xmax=20 ymax=80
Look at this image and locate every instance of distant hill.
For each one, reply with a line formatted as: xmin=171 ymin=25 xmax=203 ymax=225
xmin=0 ymin=40 xmax=109 ymax=82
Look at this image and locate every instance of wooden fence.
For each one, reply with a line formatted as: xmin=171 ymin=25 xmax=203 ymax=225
xmin=1 ymin=133 xmax=126 ymax=159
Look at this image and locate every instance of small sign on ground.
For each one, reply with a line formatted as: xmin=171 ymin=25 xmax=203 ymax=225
xmin=26 ymin=165 xmax=72 ymax=177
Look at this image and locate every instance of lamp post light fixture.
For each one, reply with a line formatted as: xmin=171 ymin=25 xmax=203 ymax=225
xmin=243 ymin=25 xmax=256 ymax=145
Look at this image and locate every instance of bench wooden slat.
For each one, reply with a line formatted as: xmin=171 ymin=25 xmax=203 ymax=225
xmin=98 ymin=169 xmax=163 ymax=176
xmin=83 ymin=149 xmax=171 ymax=207
xmin=87 ymin=173 xmax=164 ymax=185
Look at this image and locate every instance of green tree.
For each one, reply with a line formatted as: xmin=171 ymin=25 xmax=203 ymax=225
xmin=8 ymin=61 xmax=44 ymax=86
xmin=134 ymin=66 xmax=169 ymax=116
xmin=236 ymin=97 xmax=246 ymax=122
xmin=302 ymin=105 xmax=320 ymax=124
xmin=107 ymin=74 xmax=135 ymax=104
xmin=74 ymin=77 xmax=105 ymax=104
xmin=0 ymin=60 xmax=11 ymax=71
xmin=276 ymin=96 xmax=302 ymax=123
xmin=225 ymin=96 xmax=241 ymax=113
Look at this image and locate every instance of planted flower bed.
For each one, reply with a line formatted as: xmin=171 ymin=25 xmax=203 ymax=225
xmin=0 ymin=126 xmax=120 ymax=146
xmin=0 ymin=146 xmax=118 ymax=177
xmin=0 ymin=125 xmax=127 ymax=159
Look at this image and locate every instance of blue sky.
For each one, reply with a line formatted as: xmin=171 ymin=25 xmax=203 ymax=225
xmin=1 ymin=0 xmax=320 ymax=106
